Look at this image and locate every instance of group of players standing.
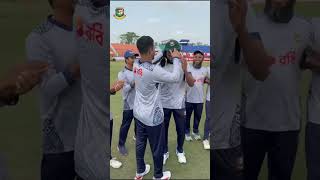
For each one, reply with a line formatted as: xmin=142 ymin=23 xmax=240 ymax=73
xmin=111 ymin=38 xmax=211 ymax=179
xmin=2 ymin=0 xmax=320 ymax=179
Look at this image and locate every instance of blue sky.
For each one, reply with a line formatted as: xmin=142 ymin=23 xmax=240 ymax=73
xmin=110 ymin=1 xmax=210 ymax=44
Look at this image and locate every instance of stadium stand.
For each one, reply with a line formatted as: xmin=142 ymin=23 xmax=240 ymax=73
xmin=110 ymin=43 xmax=139 ymax=61
xmin=110 ymin=41 xmax=211 ymax=61
xmin=181 ymin=45 xmax=210 ymax=61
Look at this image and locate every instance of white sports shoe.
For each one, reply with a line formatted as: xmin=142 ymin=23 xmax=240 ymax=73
xmin=110 ymin=158 xmax=122 ymax=169
xmin=153 ymin=171 xmax=171 ymax=180
xmin=185 ymin=134 xmax=193 ymax=141
xmin=203 ymin=139 xmax=210 ymax=150
xmin=163 ymin=152 xmax=169 ymax=165
xmin=176 ymin=151 xmax=187 ymax=164
xmin=134 ymin=164 xmax=151 ymax=180
xmin=192 ymin=132 xmax=201 ymax=140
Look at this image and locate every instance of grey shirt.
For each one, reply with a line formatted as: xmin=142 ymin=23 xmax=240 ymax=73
xmin=73 ymin=0 xmax=109 ymax=179
xmin=242 ymin=14 xmax=313 ymax=131
xmin=186 ymin=65 xmax=208 ymax=103
xmin=26 ymin=16 xmax=82 ymax=154
xmin=159 ymin=61 xmax=186 ymax=109
xmin=118 ymin=67 xmax=135 ymax=110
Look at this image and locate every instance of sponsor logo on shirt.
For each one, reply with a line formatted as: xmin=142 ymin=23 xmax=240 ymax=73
xmin=270 ymin=50 xmax=296 ymax=65
xmin=76 ymin=17 xmax=104 ymax=47
xmin=134 ymin=67 xmax=143 ymax=76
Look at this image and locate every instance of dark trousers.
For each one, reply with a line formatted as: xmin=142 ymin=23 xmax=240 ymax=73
xmin=185 ymin=102 xmax=203 ymax=134
xmin=41 ymin=151 xmax=76 ymax=180
xmin=118 ymin=110 xmax=136 ymax=146
xmin=306 ymin=122 xmax=320 ymax=180
xmin=0 ymin=154 xmax=8 ymax=180
xmin=163 ymin=108 xmax=185 ymax=154
xmin=211 ymin=146 xmax=244 ymax=180
xmin=204 ymin=100 xmax=211 ymax=140
xmin=241 ymin=127 xmax=299 ymax=180
xmin=136 ymin=119 xmax=165 ymax=178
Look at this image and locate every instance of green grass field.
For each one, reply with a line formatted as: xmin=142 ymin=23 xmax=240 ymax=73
xmin=110 ymin=61 xmax=210 ymax=179
xmin=0 ymin=1 xmax=319 ymax=180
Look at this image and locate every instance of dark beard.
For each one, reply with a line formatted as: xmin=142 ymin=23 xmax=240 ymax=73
xmin=193 ymin=62 xmax=202 ymax=69
xmin=264 ymin=0 xmax=295 ymax=23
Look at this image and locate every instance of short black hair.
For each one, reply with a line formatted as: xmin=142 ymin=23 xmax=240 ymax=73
xmin=124 ymin=56 xmax=131 ymax=62
xmin=48 ymin=0 xmax=54 ymax=8
xmin=193 ymin=50 xmax=204 ymax=56
xmin=136 ymin=36 xmax=154 ymax=55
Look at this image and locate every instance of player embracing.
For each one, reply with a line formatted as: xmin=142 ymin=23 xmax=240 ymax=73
xmin=133 ymin=36 xmax=184 ymax=180
xmin=157 ymin=40 xmax=194 ymax=165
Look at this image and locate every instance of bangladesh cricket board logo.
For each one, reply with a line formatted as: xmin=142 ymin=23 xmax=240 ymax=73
xmin=114 ymin=7 xmax=126 ymax=20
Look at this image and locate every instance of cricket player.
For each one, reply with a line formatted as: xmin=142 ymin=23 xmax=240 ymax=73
xmin=26 ymin=0 xmax=81 ymax=179
xmin=157 ymin=40 xmax=194 ymax=165
xmin=117 ymin=50 xmax=138 ymax=156
xmin=241 ymin=0 xmax=316 ymax=179
xmin=73 ymin=0 xmax=109 ymax=179
xmin=302 ymin=18 xmax=320 ymax=180
xmin=212 ymin=0 xmax=272 ymax=179
xmin=203 ymin=66 xmax=211 ymax=150
xmin=185 ymin=50 xmax=208 ymax=141
xmin=133 ymin=36 xmax=183 ymax=180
